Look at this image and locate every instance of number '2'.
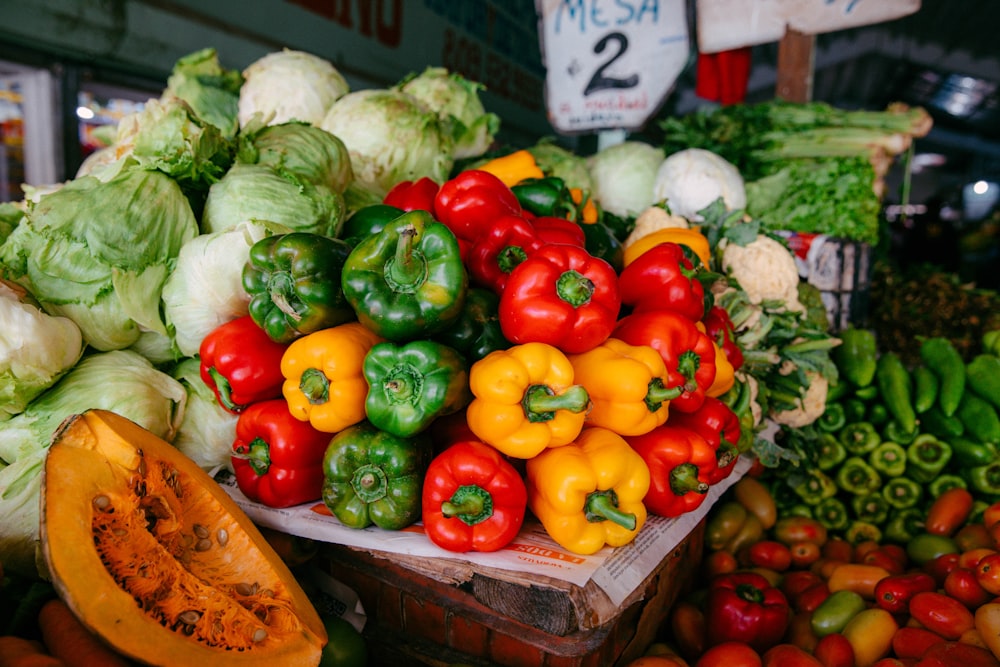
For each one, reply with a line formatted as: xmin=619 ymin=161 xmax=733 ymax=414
xmin=584 ymin=32 xmax=640 ymax=96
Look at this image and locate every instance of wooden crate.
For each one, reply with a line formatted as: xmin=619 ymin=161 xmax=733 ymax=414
xmin=318 ymin=519 xmax=705 ymax=667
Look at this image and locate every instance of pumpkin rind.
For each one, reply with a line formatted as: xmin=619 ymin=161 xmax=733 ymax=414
xmin=40 ymin=409 xmax=327 ymax=666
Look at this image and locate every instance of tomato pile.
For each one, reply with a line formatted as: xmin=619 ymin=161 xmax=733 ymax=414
xmin=629 ymin=475 xmax=1000 ymax=667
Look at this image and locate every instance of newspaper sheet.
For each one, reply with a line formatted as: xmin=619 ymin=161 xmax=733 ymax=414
xmin=216 ymin=455 xmax=752 ymax=606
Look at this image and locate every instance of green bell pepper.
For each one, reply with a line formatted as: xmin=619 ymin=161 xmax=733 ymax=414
xmin=882 ymin=419 xmax=918 ymax=445
xmin=342 ymin=209 xmax=468 ymax=341
xmin=340 ymin=203 xmax=405 ymax=247
xmin=243 ymin=231 xmax=356 ymax=343
xmin=905 ymin=434 xmax=952 ymax=483
xmin=579 ymin=219 xmax=625 ymax=273
xmin=790 ymin=467 xmax=838 ymax=506
xmin=834 ymin=456 xmax=882 ymax=495
xmin=431 ymin=287 xmax=512 ymax=363
xmin=817 ymin=402 xmax=846 ymax=432
xmin=363 ymin=339 xmax=472 ymax=438
xmin=844 ymin=520 xmax=882 ymax=546
xmin=951 ymin=436 xmax=998 ymax=468
xmin=928 ymin=474 xmax=967 ymax=498
xmin=321 ymin=421 xmax=432 ymax=530
xmin=816 ymin=433 xmax=847 ymax=471
xmin=966 ymin=461 xmax=1000 ymax=496
xmin=882 ymin=477 xmax=923 ymax=509
xmin=842 ymin=398 xmax=868 ymax=424
xmin=883 ymin=507 xmax=925 ymax=544
xmin=866 ymin=402 xmax=889 ymax=427
xmin=839 ymin=421 xmax=881 ymax=455
xmin=851 ymin=492 xmax=890 ymax=526
xmin=868 ymin=441 xmax=907 ymax=478
xmin=814 ymin=496 xmax=850 ymax=531
xmin=510 ymin=176 xmax=576 ymax=218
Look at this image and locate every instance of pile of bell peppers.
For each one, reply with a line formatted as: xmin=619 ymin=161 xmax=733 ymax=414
xmin=758 ymin=328 xmax=1000 ymax=547
xmin=196 ymin=149 xmax=758 ymax=555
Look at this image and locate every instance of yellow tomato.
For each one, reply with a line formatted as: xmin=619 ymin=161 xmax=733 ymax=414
xmin=841 ymin=608 xmax=898 ymax=667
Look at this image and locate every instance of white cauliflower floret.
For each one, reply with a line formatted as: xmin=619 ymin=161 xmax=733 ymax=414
xmin=770 ymin=370 xmax=829 ymax=428
xmin=721 ymin=234 xmax=803 ymax=311
xmin=652 ymin=148 xmax=746 ymax=220
xmin=623 ymin=205 xmax=690 ymax=248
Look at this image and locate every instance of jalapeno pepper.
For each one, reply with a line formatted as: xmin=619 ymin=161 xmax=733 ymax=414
xmin=876 ymin=351 xmax=917 ymax=435
xmin=921 ymin=336 xmax=966 ymax=417
xmin=834 ymin=327 xmax=878 ymax=388
xmin=957 ymin=390 xmax=1000 ymax=444
xmin=912 ymin=364 xmax=940 ymax=415
xmin=920 ymin=405 xmax=966 ymax=440
xmin=967 ymin=353 xmax=1000 ymax=411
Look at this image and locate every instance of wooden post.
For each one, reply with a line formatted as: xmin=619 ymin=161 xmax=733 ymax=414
xmin=775 ymin=27 xmax=816 ymax=102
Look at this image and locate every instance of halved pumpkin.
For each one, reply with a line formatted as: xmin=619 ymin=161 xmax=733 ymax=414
xmin=40 ymin=409 xmax=327 ymax=666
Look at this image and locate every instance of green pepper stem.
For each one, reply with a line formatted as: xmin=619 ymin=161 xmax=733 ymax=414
xmin=675 ymin=349 xmax=701 ymax=391
xmin=584 ymin=489 xmax=636 ymax=531
xmin=669 ymin=462 xmax=710 ymax=496
xmin=497 ymin=245 xmax=528 ymax=275
xmin=243 ymin=437 xmax=272 ymax=477
xmin=386 ymin=224 xmax=427 ymax=288
xmin=351 ymin=464 xmax=389 ymax=503
xmin=268 ymin=271 xmax=303 ymax=322
xmin=441 ymin=484 xmax=494 ymax=526
xmin=208 ymin=366 xmax=242 ymax=412
xmin=645 ymin=378 xmax=683 ymax=411
xmin=299 ymin=367 xmax=331 ymax=405
xmin=555 ymin=269 xmax=595 ymax=308
xmin=735 ymin=582 xmax=766 ymax=604
xmin=522 ymin=384 xmax=590 ymax=422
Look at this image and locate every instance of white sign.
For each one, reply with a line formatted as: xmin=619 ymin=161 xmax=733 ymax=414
xmin=697 ymin=0 xmax=921 ymax=54
xmin=535 ymin=0 xmax=689 ymax=134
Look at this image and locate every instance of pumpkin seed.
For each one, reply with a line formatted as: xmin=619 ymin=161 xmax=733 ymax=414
xmin=252 ymin=628 xmax=268 ymax=643
xmin=92 ymin=495 xmax=111 ymax=511
xmin=216 ymin=528 xmax=229 ymax=546
xmin=178 ymin=610 xmax=202 ymax=625
xmin=137 ymin=455 xmax=147 ymax=477
xmin=235 ymin=582 xmax=257 ymax=596
xmin=193 ymin=524 xmax=209 ymax=539
xmin=195 ymin=538 xmax=212 ymax=552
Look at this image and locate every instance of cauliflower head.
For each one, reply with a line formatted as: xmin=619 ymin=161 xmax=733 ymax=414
xmin=623 ymin=206 xmax=690 ymax=248
xmin=721 ymin=234 xmax=803 ymax=311
xmin=770 ymin=370 xmax=829 ymax=428
xmin=652 ymin=148 xmax=746 ymax=220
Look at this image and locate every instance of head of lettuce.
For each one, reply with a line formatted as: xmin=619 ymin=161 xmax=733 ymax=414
xmin=0 ymin=167 xmax=199 ymax=351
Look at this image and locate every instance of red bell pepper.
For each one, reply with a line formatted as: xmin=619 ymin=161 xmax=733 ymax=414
xmin=421 ymin=440 xmax=528 ymax=553
xmin=705 ymin=571 xmax=792 ymax=653
xmin=230 ymin=399 xmax=331 ymax=508
xmin=703 ymin=305 xmax=744 ymax=370
xmin=466 ymin=213 xmax=544 ymax=294
xmin=199 ymin=315 xmax=289 ymax=413
xmin=625 ymin=424 xmax=717 ymax=517
xmin=530 ymin=215 xmax=586 ymax=247
xmin=667 ymin=396 xmax=741 ymax=484
xmin=433 ymin=169 xmax=522 ymax=244
xmin=612 ymin=310 xmax=718 ymax=413
xmin=499 ymin=243 xmax=621 ymax=355
xmin=618 ymin=242 xmax=705 ymax=322
xmin=383 ymin=176 xmax=440 ymax=213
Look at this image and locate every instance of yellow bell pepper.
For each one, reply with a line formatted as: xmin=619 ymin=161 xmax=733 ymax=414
xmin=526 ymin=427 xmax=650 ymax=555
xmin=704 ymin=332 xmax=736 ymax=398
xmin=623 ymin=227 xmax=711 ymax=269
xmin=466 ymin=342 xmax=590 ymax=459
xmin=475 ymin=149 xmax=545 ymax=188
xmin=569 ymin=187 xmax=599 ymax=224
xmin=280 ymin=322 xmax=383 ymax=433
xmin=568 ymin=338 xmax=679 ymax=436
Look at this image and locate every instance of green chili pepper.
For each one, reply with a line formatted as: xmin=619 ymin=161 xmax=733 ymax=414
xmin=578 ymin=219 xmax=625 ymax=274
xmin=905 ymin=434 xmax=953 ymax=484
xmin=843 ymin=398 xmax=868 ymax=424
xmin=868 ymin=441 xmax=907 ymax=478
xmin=363 ymin=340 xmax=472 ymax=438
xmin=835 ymin=456 xmax=882 ymax=495
xmin=882 ymin=419 xmax=918 ymax=446
xmin=882 ymin=477 xmax=923 ymax=509
xmin=816 ymin=433 xmax=848 ymax=471
xmin=511 ymin=176 xmax=576 ymax=218
xmin=242 ymin=231 xmax=356 ymax=343
xmin=966 ymin=461 xmax=1000 ymax=496
xmin=342 ymin=209 xmax=468 ymax=341
xmin=784 ymin=504 xmax=815 ymax=519
xmin=883 ymin=507 xmax=925 ymax=544
xmin=834 ymin=327 xmax=878 ymax=388
xmin=851 ymin=492 xmax=890 ymax=526
xmin=919 ymin=405 xmax=965 ymax=440
xmin=920 ymin=336 xmax=966 ymax=417
xmin=340 ymin=203 xmax=405 ymax=248
xmin=814 ymin=496 xmax=850 ymax=531
xmin=845 ymin=520 xmax=883 ymax=545
xmin=956 ymin=390 xmax=1000 ymax=444
xmin=876 ymin=351 xmax=916 ymax=435
xmin=431 ymin=287 xmax=512 ymax=363
xmin=321 ymin=421 xmax=432 ymax=530
xmin=854 ymin=385 xmax=880 ymax=402
xmin=951 ymin=436 xmax=998 ymax=468
xmin=838 ymin=422 xmax=881 ymax=455
xmin=967 ymin=354 xmax=1000 ymax=412
xmin=928 ymin=475 xmax=967 ymax=498
xmin=790 ymin=467 xmax=838 ymax=505
xmin=866 ymin=402 xmax=889 ymax=427
xmin=984 ymin=330 xmax=1000 ymax=357
xmin=912 ymin=365 xmax=940 ymax=415
xmin=818 ymin=402 xmax=847 ymax=432
xmin=768 ymin=477 xmax=802 ymax=511
xmin=826 ymin=381 xmax=850 ymax=404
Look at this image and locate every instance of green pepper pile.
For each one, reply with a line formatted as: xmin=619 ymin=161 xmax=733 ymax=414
xmin=760 ymin=327 xmax=1000 ymax=545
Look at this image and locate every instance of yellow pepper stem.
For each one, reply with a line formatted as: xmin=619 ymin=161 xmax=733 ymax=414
xmin=584 ymin=489 xmax=636 ymax=531
xmin=523 ymin=384 xmax=590 ymax=422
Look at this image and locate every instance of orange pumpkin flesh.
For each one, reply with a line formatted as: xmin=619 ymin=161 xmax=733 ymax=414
xmin=40 ymin=409 xmax=327 ymax=666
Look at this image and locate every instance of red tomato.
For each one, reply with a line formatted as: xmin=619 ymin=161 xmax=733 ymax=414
xmin=748 ymin=540 xmax=793 ymax=572
xmin=908 ymin=591 xmax=976 ymax=640
xmin=790 ymin=541 xmax=822 ymax=569
xmin=891 ymin=626 xmax=947 ymax=659
xmin=782 ymin=571 xmax=824 ymax=599
xmin=669 ymin=599 xmax=706 ymax=662
xmin=955 ymin=524 xmax=995 ymax=553
xmin=959 ymin=548 xmax=997 ymax=571
xmin=924 ymin=552 xmax=962 ymax=587
xmin=761 ymin=643 xmax=822 ymax=667
xmin=976 ymin=552 xmax=1000 ymax=596
xmin=863 ymin=547 xmax=907 ymax=575
xmin=874 ymin=572 xmax=937 ymax=614
xmin=795 ymin=582 xmax=832 ymax=613
xmin=926 ymin=488 xmax=975 ymax=537
xmin=694 ymin=641 xmax=762 ymax=667
xmin=945 ymin=567 xmax=993 ymax=608
xmin=704 ymin=549 xmax=739 ymax=579
xmin=822 ymin=538 xmax=854 ymax=563
xmin=813 ymin=632 xmax=855 ymax=667
xmin=919 ymin=640 xmax=1000 ymax=667
xmin=981 ymin=501 xmax=1000 ymax=532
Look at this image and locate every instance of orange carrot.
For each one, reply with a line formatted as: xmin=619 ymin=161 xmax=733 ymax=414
xmin=0 ymin=635 xmax=64 ymax=667
xmin=36 ymin=600 xmax=131 ymax=667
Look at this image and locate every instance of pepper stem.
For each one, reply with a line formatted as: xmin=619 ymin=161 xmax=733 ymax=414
xmin=351 ymin=464 xmax=389 ymax=503
xmin=555 ymin=269 xmax=594 ymax=308
xmin=735 ymin=582 xmax=766 ymax=604
xmin=497 ymin=245 xmax=528 ymax=275
xmin=243 ymin=437 xmax=272 ymax=477
xmin=670 ymin=462 xmax=710 ymax=495
xmin=522 ymin=384 xmax=590 ymax=423
xmin=208 ymin=366 xmax=243 ymax=412
xmin=382 ymin=364 xmax=423 ymax=406
xmin=386 ymin=224 xmax=427 ymax=290
xmin=299 ymin=367 xmax=331 ymax=405
xmin=675 ymin=349 xmax=702 ymax=391
xmin=584 ymin=489 xmax=636 ymax=531
xmin=644 ymin=377 xmax=684 ymax=411
xmin=441 ymin=485 xmax=494 ymax=526
xmin=268 ymin=271 xmax=303 ymax=322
